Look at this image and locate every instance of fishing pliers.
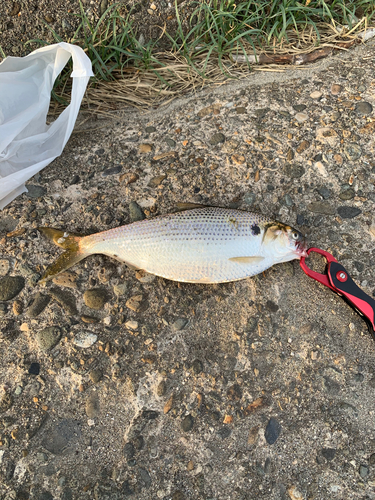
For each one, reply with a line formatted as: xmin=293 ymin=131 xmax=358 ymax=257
xmin=300 ymin=247 xmax=375 ymax=336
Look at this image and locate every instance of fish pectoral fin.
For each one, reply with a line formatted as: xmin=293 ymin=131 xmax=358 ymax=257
xmin=229 ymin=256 xmax=265 ymax=265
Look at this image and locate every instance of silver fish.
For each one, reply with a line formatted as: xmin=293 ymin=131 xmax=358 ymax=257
xmin=38 ymin=207 xmax=307 ymax=284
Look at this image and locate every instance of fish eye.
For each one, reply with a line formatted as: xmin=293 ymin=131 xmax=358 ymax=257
xmin=291 ymin=231 xmax=299 ymax=240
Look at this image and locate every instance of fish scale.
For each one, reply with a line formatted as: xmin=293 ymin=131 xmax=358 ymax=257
xmin=79 ymin=207 xmax=303 ymax=283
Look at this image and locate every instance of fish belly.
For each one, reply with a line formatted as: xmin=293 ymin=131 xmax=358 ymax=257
xmin=88 ymin=208 xmax=272 ymax=283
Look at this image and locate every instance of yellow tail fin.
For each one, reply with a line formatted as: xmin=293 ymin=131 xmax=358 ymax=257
xmin=38 ymin=228 xmax=88 ymax=282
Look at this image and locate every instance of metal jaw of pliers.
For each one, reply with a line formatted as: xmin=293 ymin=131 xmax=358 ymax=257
xmin=300 ymin=247 xmax=375 ymax=336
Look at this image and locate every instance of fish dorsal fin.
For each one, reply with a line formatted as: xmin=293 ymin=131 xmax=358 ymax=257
xmin=175 ymin=202 xmax=209 ymax=212
xmin=229 ymin=256 xmax=265 ymax=265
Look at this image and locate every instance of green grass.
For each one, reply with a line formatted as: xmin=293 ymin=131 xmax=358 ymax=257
xmin=7 ymin=0 xmax=375 ymax=105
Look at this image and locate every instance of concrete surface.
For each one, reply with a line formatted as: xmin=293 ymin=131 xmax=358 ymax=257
xmin=0 ymin=40 xmax=375 ymax=500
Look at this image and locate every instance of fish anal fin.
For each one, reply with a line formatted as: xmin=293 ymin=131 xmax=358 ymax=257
xmin=229 ymin=256 xmax=265 ymax=265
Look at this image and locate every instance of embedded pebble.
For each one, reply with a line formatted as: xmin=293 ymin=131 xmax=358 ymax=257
xmin=316 ymin=127 xmax=339 ymax=146
xmin=344 ymin=143 xmax=362 ymax=161
xmin=83 ymin=288 xmax=109 ymax=310
xmin=25 ymin=185 xmax=46 ymax=198
xmin=49 ymin=288 xmax=78 ymax=315
xmin=126 ymin=320 xmax=138 ymax=330
xmin=0 ymin=260 xmax=10 ymax=277
xmin=73 ymin=332 xmax=98 ymax=348
xmin=102 ymin=166 xmax=122 ymax=177
xmin=355 ymin=102 xmax=373 ymax=116
xmin=181 ymin=414 xmax=194 ymax=432
xmin=113 ymin=283 xmax=128 ymax=297
xmin=295 ymin=112 xmax=308 ymax=122
xmin=139 ymin=144 xmax=153 ymax=153
xmin=308 ymin=202 xmax=335 ymax=215
xmin=149 ymin=174 xmax=167 ymax=187
xmin=52 ymin=271 xmax=78 ymax=289
xmin=310 ymin=90 xmax=322 ymax=99
xmin=209 ymin=133 xmax=225 ymax=145
xmin=89 ymin=369 xmax=103 ymax=384
xmin=331 ymin=84 xmax=342 ymax=95
xmin=129 ymin=201 xmax=145 ymax=222
xmin=337 ymin=206 xmax=361 ymax=218
xmin=265 ymin=417 xmax=281 ymax=444
xmin=36 ymin=326 xmax=62 ymax=351
xmin=0 ymin=276 xmax=25 ymax=301
xmin=171 ymin=318 xmax=188 ymax=331
xmin=26 ymin=293 xmax=50 ymax=318
xmin=126 ymin=294 xmax=143 ymax=312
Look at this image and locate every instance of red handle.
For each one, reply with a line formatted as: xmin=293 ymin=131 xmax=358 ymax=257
xmin=300 ymin=247 xmax=338 ymax=292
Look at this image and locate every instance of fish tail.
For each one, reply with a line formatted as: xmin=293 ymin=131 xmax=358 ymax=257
xmin=38 ymin=227 xmax=90 ymax=282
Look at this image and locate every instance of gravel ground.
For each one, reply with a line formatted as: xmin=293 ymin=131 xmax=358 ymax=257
xmin=1 ymin=28 xmax=375 ymax=500
xmin=1 ymin=0 xmax=186 ymax=58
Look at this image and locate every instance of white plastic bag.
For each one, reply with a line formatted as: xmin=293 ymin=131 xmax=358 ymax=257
xmin=0 ymin=42 xmax=94 ymax=209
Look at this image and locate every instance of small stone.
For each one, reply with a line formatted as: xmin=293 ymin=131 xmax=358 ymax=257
xmin=190 ymin=359 xmax=203 ymax=374
xmin=126 ymin=294 xmax=143 ymax=312
xmin=316 ymin=127 xmax=339 ymax=146
xmin=284 ymin=164 xmax=305 ymax=179
xmin=209 ymin=133 xmax=225 ymax=145
xmin=337 ymin=206 xmax=361 ymax=219
xmin=217 ymin=427 xmax=232 ymax=439
xmin=42 ymin=419 xmax=81 ymax=455
xmin=73 ymin=332 xmax=98 ymax=348
xmin=307 ymin=202 xmax=335 ymax=215
xmin=102 ymin=166 xmax=122 ymax=177
xmin=129 ymin=201 xmax=145 ymax=222
xmin=331 ymin=84 xmax=342 ymax=95
xmin=359 ymin=464 xmax=369 ymax=478
xmin=288 ymin=486 xmax=304 ymax=500
xmin=0 ymin=393 xmax=13 ymax=413
xmin=310 ymin=90 xmax=322 ymax=99
xmin=293 ymin=104 xmax=306 ymax=112
xmin=227 ymin=384 xmax=242 ymax=401
xmin=355 ymin=102 xmax=373 ymax=116
xmin=83 ymin=288 xmax=109 ymax=310
xmin=172 ymin=492 xmax=185 ymax=500
xmin=81 ymin=315 xmax=99 ymax=324
xmin=49 ymin=288 xmax=78 ymax=315
xmin=135 ymin=270 xmax=156 ymax=283
xmin=145 ymin=126 xmax=156 ymax=133
xmin=265 ymin=417 xmax=281 ymax=444
xmin=243 ymin=192 xmax=256 ymax=205
xmin=236 ymin=107 xmax=246 ymax=114
xmin=295 ymin=112 xmax=308 ymax=122
xmin=9 ymin=2 xmax=21 ymax=16
xmin=125 ymin=320 xmax=138 ymax=330
xmin=0 ymin=260 xmax=10 ymax=276
xmin=25 ymin=185 xmax=46 ymax=198
xmin=157 ymin=380 xmax=167 ymax=396
xmin=36 ymin=326 xmax=61 ymax=351
xmin=181 ymin=414 xmax=194 ymax=432
xmin=296 ymin=140 xmax=310 ymax=154
xmin=286 ymin=148 xmax=294 ymax=161
xmin=86 ymin=393 xmax=100 ymax=418
xmin=321 ymin=448 xmax=336 ymax=461
xmin=339 ymin=186 xmax=355 ymax=200
xmin=89 ymin=369 xmax=103 ymax=384
xmin=333 ymin=154 xmax=343 ymax=164
xmin=52 ymin=271 xmax=78 ymax=289
xmin=26 ymin=293 xmax=50 ymax=318
xmin=113 ymin=282 xmax=128 ymax=297
xmin=0 ymin=276 xmax=25 ymax=301
xmin=12 ymin=300 xmax=23 ymax=316
xmin=28 ymin=362 xmax=40 ymax=375
xmin=148 ymin=174 xmax=167 ymax=187
xmin=266 ymin=300 xmax=279 ymax=312
xmin=247 ymin=426 xmax=259 ymax=445
xmin=344 ymin=143 xmax=362 ymax=161
xmin=119 ymin=172 xmax=139 ymax=185
xmin=165 ymin=138 xmax=176 ymax=147
xmin=171 ymin=318 xmax=188 ymax=331
xmin=139 ymin=144 xmax=153 ymax=153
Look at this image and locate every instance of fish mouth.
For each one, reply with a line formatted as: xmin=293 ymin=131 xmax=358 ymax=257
xmin=296 ymin=240 xmax=308 ymax=257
